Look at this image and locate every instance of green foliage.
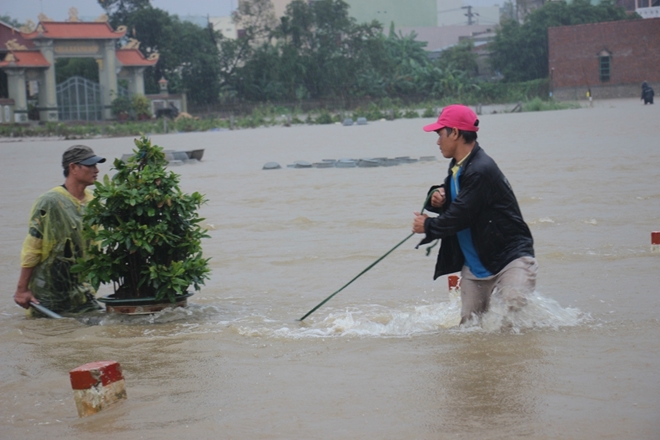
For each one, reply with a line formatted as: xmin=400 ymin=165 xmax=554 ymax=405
xmin=491 ymin=0 xmax=634 ymax=82
xmin=131 ymin=94 xmax=152 ymax=117
xmin=0 ymin=14 xmax=23 ymax=28
xmin=73 ymin=136 xmax=210 ymax=301
xmin=314 ymin=110 xmax=334 ymax=124
xmin=467 ymin=79 xmax=549 ymax=104
xmin=403 ymin=109 xmax=420 ymax=119
xmin=101 ymin=3 xmax=221 ymax=106
xmin=436 ymin=41 xmax=478 ymax=77
xmin=110 ymin=96 xmax=132 ymax=117
xmin=97 ymin=0 xmax=152 ymax=28
xmin=422 ymin=107 xmax=436 ymax=118
xmin=55 ymin=58 xmax=100 ymax=83
xmin=522 ymin=97 xmax=580 ymax=112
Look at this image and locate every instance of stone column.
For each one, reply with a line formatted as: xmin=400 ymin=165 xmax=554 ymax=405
xmin=129 ymin=67 xmax=146 ymax=96
xmin=5 ymin=69 xmax=28 ymax=122
xmin=35 ymin=39 xmax=58 ymax=121
xmin=102 ymin=40 xmax=118 ymax=119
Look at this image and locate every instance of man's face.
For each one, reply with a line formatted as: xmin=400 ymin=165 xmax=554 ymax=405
xmin=436 ymin=127 xmax=457 ymax=159
xmin=72 ymin=163 xmax=99 ymax=186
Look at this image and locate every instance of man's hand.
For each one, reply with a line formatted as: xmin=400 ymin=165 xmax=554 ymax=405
xmin=14 ymin=288 xmax=37 ymax=309
xmin=430 ymin=187 xmax=446 ymax=208
xmin=14 ymin=266 xmax=36 ymax=309
xmin=412 ymin=212 xmax=428 ymax=234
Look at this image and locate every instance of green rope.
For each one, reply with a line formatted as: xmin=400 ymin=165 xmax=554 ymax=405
xmin=297 ymin=189 xmax=440 ymax=321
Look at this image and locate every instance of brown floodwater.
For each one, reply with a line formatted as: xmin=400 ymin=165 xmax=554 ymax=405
xmin=1 ymin=98 xmax=659 ymax=439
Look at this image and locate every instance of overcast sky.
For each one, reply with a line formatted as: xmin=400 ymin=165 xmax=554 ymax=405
xmin=2 ymin=0 xmax=237 ymax=23
xmin=3 ymin=0 xmax=501 ymax=24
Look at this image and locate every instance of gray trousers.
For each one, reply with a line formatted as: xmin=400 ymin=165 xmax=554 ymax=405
xmin=459 ymin=256 xmax=538 ymax=324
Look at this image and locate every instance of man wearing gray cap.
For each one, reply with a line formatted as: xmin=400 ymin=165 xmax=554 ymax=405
xmin=13 ymin=145 xmax=106 ymax=316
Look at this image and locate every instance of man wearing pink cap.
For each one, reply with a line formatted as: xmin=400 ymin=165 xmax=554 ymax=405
xmin=412 ymin=105 xmax=537 ymax=325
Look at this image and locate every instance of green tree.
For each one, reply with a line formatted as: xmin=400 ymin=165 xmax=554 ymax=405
xmin=0 ymin=14 xmax=23 ymax=28
xmin=55 ymin=58 xmax=100 ymax=83
xmin=97 ymin=0 xmax=151 ymax=27
xmin=491 ymin=0 xmax=634 ymax=82
xmin=102 ymin=5 xmax=221 ymax=104
xmin=436 ymin=40 xmax=478 ymax=78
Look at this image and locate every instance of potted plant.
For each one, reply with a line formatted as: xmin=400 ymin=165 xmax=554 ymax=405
xmin=111 ymin=96 xmax=132 ymax=121
xmin=131 ymin=94 xmax=152 ymax=120
xmin=73 ymin=136 xmax=210 ymax=314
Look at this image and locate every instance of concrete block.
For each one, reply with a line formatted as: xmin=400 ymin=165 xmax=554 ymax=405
xmin=69 ymin=360 xmax=127 ymax=417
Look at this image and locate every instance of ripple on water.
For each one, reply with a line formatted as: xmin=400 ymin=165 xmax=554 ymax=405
xmin=231 ymin=290 xmax=590 ymax=339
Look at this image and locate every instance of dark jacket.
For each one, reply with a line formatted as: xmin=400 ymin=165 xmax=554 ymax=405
xmin=418 ymin=143 xmax=534 ymax=279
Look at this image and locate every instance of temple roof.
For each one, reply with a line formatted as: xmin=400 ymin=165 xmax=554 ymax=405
xmin=0 ymin=21 xmax=35 ymax=51
xmin=0 ymin=50 xmax=49 ymax=68
xmin=116 ymin=48 xmax=159 ymax=67
xmin=22 ymin=22 xmax=126 ymax=40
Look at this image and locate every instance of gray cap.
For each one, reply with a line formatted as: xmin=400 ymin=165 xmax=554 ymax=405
xmin=62 ymin=145 xmax=106 ymax=169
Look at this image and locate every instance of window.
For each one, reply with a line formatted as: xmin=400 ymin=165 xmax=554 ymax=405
xmin=599 ymin=56 xmax=610 ymax=82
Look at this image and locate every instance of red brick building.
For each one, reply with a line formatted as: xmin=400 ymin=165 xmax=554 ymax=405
xmin=548 ymin=18 xmax=660 ymax=100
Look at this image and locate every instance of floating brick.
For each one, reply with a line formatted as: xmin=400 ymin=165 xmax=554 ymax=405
xmin=448 ymin=274 xmax=461 ymax=291
xmin=69 ymin=360 xmax=127 ymax=417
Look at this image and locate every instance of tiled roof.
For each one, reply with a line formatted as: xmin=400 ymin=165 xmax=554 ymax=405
xmin=116 ymin=48 xmax=159 ymax=67
xmin=0 ymin=50 xmax=49 ymax=68
xmin=22 ymin=22 xmax=126 ymax=40
xmin=0 ymin=21 xmax=35 ymax=51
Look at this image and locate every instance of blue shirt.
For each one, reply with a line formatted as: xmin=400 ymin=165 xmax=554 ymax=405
xmin=450 ymin=164 xmax=492 ymax=278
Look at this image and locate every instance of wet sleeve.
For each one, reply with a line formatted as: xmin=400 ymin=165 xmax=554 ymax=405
xmin=423 ymin=170 xmax=490 ymax=239
xmin=19 ymin=200 xmax=47 ymax=267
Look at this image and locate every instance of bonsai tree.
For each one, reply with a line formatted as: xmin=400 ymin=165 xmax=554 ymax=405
xmin=131 ymin=94 xmax=152 ymax=120
xmin=110 ymin=96 xmax=132 ymax=120
xmin=73 ymin=136 xmax=210 ymax=301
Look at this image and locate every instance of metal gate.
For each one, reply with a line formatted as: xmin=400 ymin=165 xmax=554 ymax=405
xmin=56 ymin=76 xmax=104 ymax=121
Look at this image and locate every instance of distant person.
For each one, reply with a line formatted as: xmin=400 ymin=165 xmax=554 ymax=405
xmin=641 ymin=81 xmax=654 ymax=105
xmin=13 ymin=145 xmax=106 ymax=316
xmin=586 ymin=88 xmax=593 ymax=107
xmin=412 ymin=105 xmax=537 ymax=325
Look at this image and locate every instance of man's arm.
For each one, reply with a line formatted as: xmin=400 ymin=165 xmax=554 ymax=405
xmin=14 ymin=266 xmax=37 ymax=309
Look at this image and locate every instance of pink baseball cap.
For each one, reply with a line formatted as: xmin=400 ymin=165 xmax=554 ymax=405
xmin=422 ymin=104 xmax=479 ymax=132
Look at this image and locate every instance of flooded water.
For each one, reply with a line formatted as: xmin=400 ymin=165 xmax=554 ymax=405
xmin=1 ymin=98 xmax=659 ymax=439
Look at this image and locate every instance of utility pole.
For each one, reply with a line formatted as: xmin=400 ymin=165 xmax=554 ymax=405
xmin=462 ymin=5 xmax=479 ymax=25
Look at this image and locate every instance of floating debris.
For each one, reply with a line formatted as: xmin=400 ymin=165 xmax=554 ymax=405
xmin=262 ymin=162 xmax=281 ymax=170
xmin=120 ymin=149 xmax=204 ymax=165
xmin=357 ymin=158 xmax=379 ymax=168
xmin=335 ymin=158 xmax=357 ymax=168
xmin=265 ymin=155 xmax=435 ymax=170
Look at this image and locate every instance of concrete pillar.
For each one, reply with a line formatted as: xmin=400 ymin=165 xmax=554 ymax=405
xmin=102 ymin=40 xmax=118 ymax=119
xmin=129 ymin=67 xmax=146 ymax=96
xmin=34 ymin=39 xmax=58 ymax=122
xmin=5 ymin=69 xmax=28 ymax=122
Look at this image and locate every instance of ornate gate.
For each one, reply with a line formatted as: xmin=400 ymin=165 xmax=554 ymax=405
xmin=56 ymin=76 xmax=104 ymax=121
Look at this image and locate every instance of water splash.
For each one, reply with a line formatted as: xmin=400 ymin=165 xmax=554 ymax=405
xmin=235 ymin=291 xmax=589 ymax=339
xmin=76 ymin=303 xmax=223 ymax=327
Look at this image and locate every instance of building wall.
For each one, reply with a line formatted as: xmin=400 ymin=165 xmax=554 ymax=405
xmin=548 ymin=18 xmax=660 ymax=99
xmin=210 ymin=16 xmax=237 ymax=38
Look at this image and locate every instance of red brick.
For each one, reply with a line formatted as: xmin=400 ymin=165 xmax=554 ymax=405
xmin=652 ymin=231 xmax=660 ymax=245
xmin=69 ymin=360 xmax=124 ymax=390
xmin=448 ymin=274 xmax=461 ymax=290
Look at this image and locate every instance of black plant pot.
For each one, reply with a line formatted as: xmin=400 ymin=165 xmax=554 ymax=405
xmin=98 ymin=292 xmax=193 ymax=315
